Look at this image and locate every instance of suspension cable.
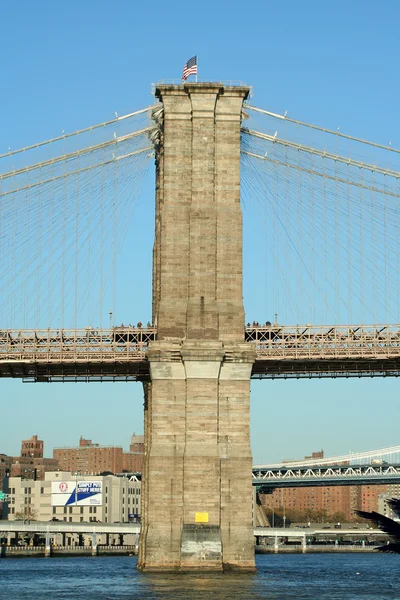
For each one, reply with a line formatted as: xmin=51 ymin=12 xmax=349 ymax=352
xmin=246 ymin=104 xmax=400 ymax=154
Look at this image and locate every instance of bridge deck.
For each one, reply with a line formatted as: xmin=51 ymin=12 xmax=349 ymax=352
xmin=0 ymin=521 xmax=381 ymax=539
xmin=252 ymin=463 xmax=400 ymax=489
xmin=1 ymin=324 xmax=400 ymax=381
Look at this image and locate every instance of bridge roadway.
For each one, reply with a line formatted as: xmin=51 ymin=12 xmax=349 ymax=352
xmin=252 ymin=463 xmax=400 ymax=489
xmin=1 ymin=323 xmax=400 ymax=381
xmin=0 ymin=521 xmax=379 ymax=540
xmin=0 ymin=521 xmax=140 ymax=536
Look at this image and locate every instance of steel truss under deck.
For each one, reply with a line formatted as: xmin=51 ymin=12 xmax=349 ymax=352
xmin=252 ymin=463 xmax=400 ymax=489
xmin=0 ymin=327 xmax=156 ymax=381
xmin=247 ymin=324 xmax=400 ymax=378
xmin=1 ymin=324 xmax=400 ymax=382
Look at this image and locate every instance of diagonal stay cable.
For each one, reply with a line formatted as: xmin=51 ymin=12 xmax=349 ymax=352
xmin=244 ymin=129 xmax=400 ymax=179
xmin=245 ymin=105 xmax=400 ymax=155
xmin=0 ymin=127 xmax=155 ymax=181
xmin=0 ymin=146 xmax=154 ymax=198
xmin=241 ymin=150 xmax=400 ymax=200
xmin=0 ymin=105 xmax=157 ymax=160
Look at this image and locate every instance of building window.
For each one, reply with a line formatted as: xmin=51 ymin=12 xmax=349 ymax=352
xmin=80 ymin=507 xmax=83 ymax=514
xmin=40 ymin=487 xmax=44 ymax=495
xmin=53 ymin=507 xmax=56 ymax=514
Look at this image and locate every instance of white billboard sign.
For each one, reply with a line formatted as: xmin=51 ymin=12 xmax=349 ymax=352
xmin=51 ymin=481 xmax=102 ymax=506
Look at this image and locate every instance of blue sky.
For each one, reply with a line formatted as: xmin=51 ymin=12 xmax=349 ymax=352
xmin=1 ymin=0 xmax=400 ymax=463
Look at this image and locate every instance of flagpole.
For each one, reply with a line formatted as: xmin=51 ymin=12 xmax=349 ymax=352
xmin=196 ymin=55 xmax=198 ymax=82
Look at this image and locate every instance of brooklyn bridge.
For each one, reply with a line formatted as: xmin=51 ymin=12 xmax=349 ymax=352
xmin=1 ymin=82 xmax=400 ymax=571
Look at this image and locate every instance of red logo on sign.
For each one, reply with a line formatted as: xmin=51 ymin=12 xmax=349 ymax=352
xmin=59 ymin=482 xmax=68 ymax=492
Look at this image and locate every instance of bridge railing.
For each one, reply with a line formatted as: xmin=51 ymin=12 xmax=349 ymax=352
xmin=155 ymin=79 xmax=250 ymax=87
xmin=0 ymin=327 xmax=157 ymax=362
xmin=252 ymin=463 xmax=400 ymax=488
xmin=245 ymin=324 xmax=400 ymax=358
xmin=2 ymin=324 xmax=400 ymax=363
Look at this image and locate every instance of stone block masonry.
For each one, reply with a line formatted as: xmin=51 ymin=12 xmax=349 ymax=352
xmin=138 ymin=84 xmax=255 ymax=572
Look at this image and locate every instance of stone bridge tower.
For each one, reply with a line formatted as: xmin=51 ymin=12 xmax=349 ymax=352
xmin=138 ymin=83 xmax=255 ymax=572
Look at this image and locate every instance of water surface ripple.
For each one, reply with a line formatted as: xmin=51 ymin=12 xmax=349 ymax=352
xmin=0 ymin=553 xmax=399 ymax=599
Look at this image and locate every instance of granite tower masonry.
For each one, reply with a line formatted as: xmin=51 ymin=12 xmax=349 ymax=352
xmin=138 ymin=83 xmax=255 ymax=572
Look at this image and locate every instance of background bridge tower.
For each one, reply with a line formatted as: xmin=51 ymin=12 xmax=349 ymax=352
xmin=138 ymin=83 xmax=256 ymax=572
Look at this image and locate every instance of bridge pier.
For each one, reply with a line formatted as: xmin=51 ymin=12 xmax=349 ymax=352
xmin=45 ymin=531 xmax=52 ymax=557
xmin=91 ymin=534 xmax=98 ymax=556
xmin=139 ymin=341 xmax=255 ymax=571
xmin=138 ymin=83 xmax=255 ymax=572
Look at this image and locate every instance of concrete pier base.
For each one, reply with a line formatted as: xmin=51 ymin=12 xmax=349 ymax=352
xmin=138 ymin=342 xmax=255 ymax=572
xmin=91 ymin=534 xmax=98 ymax=556
xmin=45 ymin=532 xmax=52 ymax=557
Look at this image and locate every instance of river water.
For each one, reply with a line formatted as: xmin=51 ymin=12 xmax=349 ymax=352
xmin=0 ymin=554 xmax=399 ymax=599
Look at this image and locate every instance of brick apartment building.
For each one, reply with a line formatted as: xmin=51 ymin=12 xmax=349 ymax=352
xmin=260 ymin=450 xmax=398 ymax=522
xmin=53 ymin=434 xmax=144 ymax=475
xmin=0 ymin=435 xmax=58 ymax=484
xmin=260 ymin=483 xmax=392 ymax=522
xmin=122 ymin=435 xmax=144 ymax=472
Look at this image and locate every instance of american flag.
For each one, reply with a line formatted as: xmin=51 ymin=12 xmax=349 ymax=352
xmin=182 ymin=56 xmax=197 ymax=81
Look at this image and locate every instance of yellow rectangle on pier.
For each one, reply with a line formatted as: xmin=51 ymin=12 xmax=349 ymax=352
xmin=195 ymin=512 xmax=209 ymax=523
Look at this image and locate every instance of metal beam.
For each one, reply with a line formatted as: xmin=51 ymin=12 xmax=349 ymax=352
xmin=2 ymin=324 xmax=400 ymax=381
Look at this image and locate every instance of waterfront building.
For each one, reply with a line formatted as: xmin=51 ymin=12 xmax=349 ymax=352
xmin=4 ymin=471 xmax=141 ymax=524
xmin=260 ymin=483 xmax=398 ymax=523
xmin=283 ymin=450 xmax=324 ymax=464
xmin=354 ymin=484 xmax=390 ymax=514
xmin=260 ymin=449 xmax=399 ymax=523
xmin=21 ymin=434 xmax=44 ymax=459
xmin=261 ymin=485 xmax=353 ymax=521
xmin=122 ymin=434 xmax=144 ymax=473
xmin=53 ymin=437 xmax=124 ymax=474
xmin=378 ymin=485 xmax=400 ymax=519
xmin=53 ymin=434 xmax=144 ymax=475
xmin=0 ymin=454 xmax=13 ymax=485
xmin=0 ymin=435 xmax=59 ymax=483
